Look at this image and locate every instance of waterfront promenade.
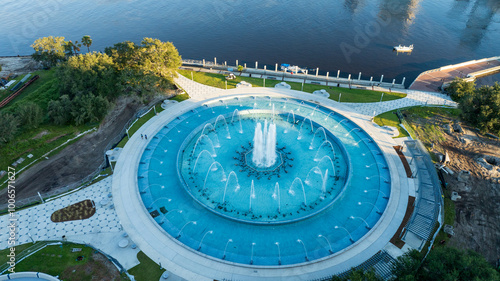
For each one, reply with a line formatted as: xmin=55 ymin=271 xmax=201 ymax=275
xmin=409 ymin=56 xmax=500 ymax=92
xmin=174 ymin=73 xmax=456 ymax=118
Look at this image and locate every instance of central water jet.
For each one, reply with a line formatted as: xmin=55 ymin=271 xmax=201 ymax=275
xmin=252 ymin=120 xmax=277 ymax=168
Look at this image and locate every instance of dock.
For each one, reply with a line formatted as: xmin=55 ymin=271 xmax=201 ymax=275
xmin=409 ymin=56 xmax=500 ymax=92
xmin=182 ymin=59 xmax=406 ymax=90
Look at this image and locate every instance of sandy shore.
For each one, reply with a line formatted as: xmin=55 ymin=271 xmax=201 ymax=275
xmin=0 ymin=56 xmax=40 ymax=77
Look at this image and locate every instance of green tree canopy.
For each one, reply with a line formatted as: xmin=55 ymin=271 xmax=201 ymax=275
xmin=104 ymin=38 xmax=182 ymax=97
xmin=48 ymin=95 xmax=73 ymax=125
xmin=136 ymin=38 xmax=182 ymax=80
xmin=57 ymin=52 xmax=118 ymax=99
xmin=71 ymin=93 xmax=109 ymax=125
xmin=419 ymin=247 xmax=499 ymax=281
xmin=17 ymin=102 xmax=43 ymax=129
xmin=104 ymin=41 xmax=139 ymax=70
xmin=31 ymin=36 xmax=68 ymax=67
xmin=331 ymin=268 xmax=383 ymax=281
xmin=0 ymin=112 xmax=20 ymax=143
xmin=447 ymin=79 xmax=476 ymax=101
xmin=392 ymin=247 xmax=500 ymax=281
xmin=448 ymin=79 xmax=500 ymax=135
xmin=391 ymin=250 xmax=422 ymax=281
xmin=81 ymin=35 xmax=92 ymax=52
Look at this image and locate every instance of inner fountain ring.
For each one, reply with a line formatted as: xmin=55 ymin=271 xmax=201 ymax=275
xmin=176 ymin=109 xmax=351 ymax=225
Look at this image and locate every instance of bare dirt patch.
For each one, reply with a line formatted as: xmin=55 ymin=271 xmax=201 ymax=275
xmin=60 ymin=252 xmax=124 ymax=281
xmin=0 ymin=56 xmax=40 ymax=77
xmin=33 ymin=130 xmax=49 ymax=139
xmin=46 ymin=134 xmax=68 ymax=143
xmin=0 ymin=95 xmax=144 ymax=200
xmin=407 ymin=113 xmax=500 ymax=263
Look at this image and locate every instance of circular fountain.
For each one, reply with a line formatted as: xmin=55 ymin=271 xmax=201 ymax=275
xmin=178 ymin=110 xmax=350 ymax=224
xmin=113 ymin=92 xmax=406 ymax=280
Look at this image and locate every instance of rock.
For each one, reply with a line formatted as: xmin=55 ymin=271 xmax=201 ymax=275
xmin=443 ymin=123 xmax=452 ymax=134
xmin=453 ymin=122 xmax=464 ymax=134
xmin=451 ymin=191 xmax=462 ymax=201
xmin=458 ymin=171 xmax=470 ymax=182
xmin=444 ymin=224 xmax=455 ymax=235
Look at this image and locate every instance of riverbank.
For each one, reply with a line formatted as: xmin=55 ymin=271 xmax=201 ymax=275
xmin=0 ymin=56 xmax=40 ymax=77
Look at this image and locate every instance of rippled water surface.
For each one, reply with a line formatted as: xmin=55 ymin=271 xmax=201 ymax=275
xmin=2 ymin=0 xmax=499 ymax=83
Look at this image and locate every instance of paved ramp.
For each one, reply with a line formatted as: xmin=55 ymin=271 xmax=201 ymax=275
xmin=409 ymin=57 xmax=500 ymax=92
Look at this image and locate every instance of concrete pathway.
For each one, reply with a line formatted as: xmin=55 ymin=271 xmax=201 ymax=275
xmin=342 ymin=89 xmax=456 ymax=117
xmin=0 ymin=177 xmax=141 ymax=270
xmin=174 ymin=74 xmax=456 ymax=118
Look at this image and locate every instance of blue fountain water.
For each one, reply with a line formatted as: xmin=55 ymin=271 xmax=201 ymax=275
xmin=138 ymin=96 xmax=391 ymax=266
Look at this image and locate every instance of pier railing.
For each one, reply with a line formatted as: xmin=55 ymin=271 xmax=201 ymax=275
xmin=182 ymin=58 xmax=406 ymax=89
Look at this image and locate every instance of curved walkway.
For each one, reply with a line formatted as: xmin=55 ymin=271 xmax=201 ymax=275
xmin=113 ymin=75 xmax=413 ymax=280
xmin=174 ymin=74 xmax=456 ymax=118
xmin=0 ymin=177 xmax=141 ymax=271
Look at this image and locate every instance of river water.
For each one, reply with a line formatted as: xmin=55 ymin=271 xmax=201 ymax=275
xmin=1 ymin=0 xmax=499 ymax=84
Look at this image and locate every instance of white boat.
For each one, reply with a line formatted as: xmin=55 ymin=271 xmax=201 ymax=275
xmin=280 ymin=64 xmax=308 ymax=74
xmin=393 ymin=44 xmax=414 ymax=52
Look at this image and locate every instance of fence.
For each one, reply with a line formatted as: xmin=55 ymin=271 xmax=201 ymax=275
xmin=396 ymin=110 xmax=417 ymax=139
xmin=0 ymin=241 xmax=52 ymax=274
xmin=0 ymin=100 xmax=163 ymax=212
xmin=0 ymin=75 xmax=39 ymax=108
xmin=182 ymin=59 xmax=406 ymax=89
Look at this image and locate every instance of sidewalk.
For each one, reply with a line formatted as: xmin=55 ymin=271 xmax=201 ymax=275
xmin=174 ymin=74 xmax=457 ymax=118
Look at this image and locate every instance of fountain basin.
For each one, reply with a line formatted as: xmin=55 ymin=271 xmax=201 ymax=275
xmin=176 ymin=111 xmax=350 ymax=224
xmin=137 ymin=96 xmax=391 ymax=266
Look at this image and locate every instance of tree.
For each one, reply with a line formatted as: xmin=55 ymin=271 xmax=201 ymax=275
xmin=0 ymin=112 xmax=20 ymax=143
xmin=447 ymin=78 xmax=500 ymax=136
xmin=104 ymin=41 xmax=139 ymax=70
xmin=391 ymin=250 xmax=422 ymax=281
xmin=71 ymin=93 xmax=109 ymax=125
xmin=136 ymin=37 xmax=182 ymax=80
xmin=81 ymin=35 xmax=92 ymax=52
xmin=457 ymin=83 xmax=500 ymax=135
xmin=105 ymin=38 xmax=182 ymax=97
xmin=57 ymin=52 xmax=118 ymax=99
xmin=18 ymin=102 xmax=43 ymax=129
xmin=331 ymin=268 xmax=383 ymax=281
xmin=48 ymin=95 xmax=72 ymax=125
xmin=63 ymin=40 xmax=81 ymax=58
xmin=237 ymin=65 xmax=244 ymax=72
xmin=447 ymin=78 xmax=476 ymax=101
xmin=419 ymin=247 xmax=499 ymax=281
xmin=31 ymin=36 xmax=68 ymax=67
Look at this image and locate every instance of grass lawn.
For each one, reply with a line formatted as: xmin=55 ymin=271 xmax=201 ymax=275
xmin=405 ymin=106 xmax=461 ymax=119
xmin=0 ymin=124 xmax=91 ymax=189
xmin=373 ymin=111 xmax=410 ymax=138
xmin=169 ymin=93 xmax=190 ymax=102
xmin=0 ymin=69 xmax=91 ymax=189
xmin=12 ymin=242 xmax=126 ymax=280
xmin=0 ymin=243 xmax=33 ymax=265
xmin=14 ymin=243 xmax=92 ymax=275
xmin=128 ymin=251 xmax=164 ymax=281
xmin=1 ymin=69 xmax=59 ymax=111
xmin=435 ymin=189 xmax=456 ymax=246
xmin=0 ymin=73 xmax=33 ymax=101
xmin=178 ymin=70 xmax=406 ymax=103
